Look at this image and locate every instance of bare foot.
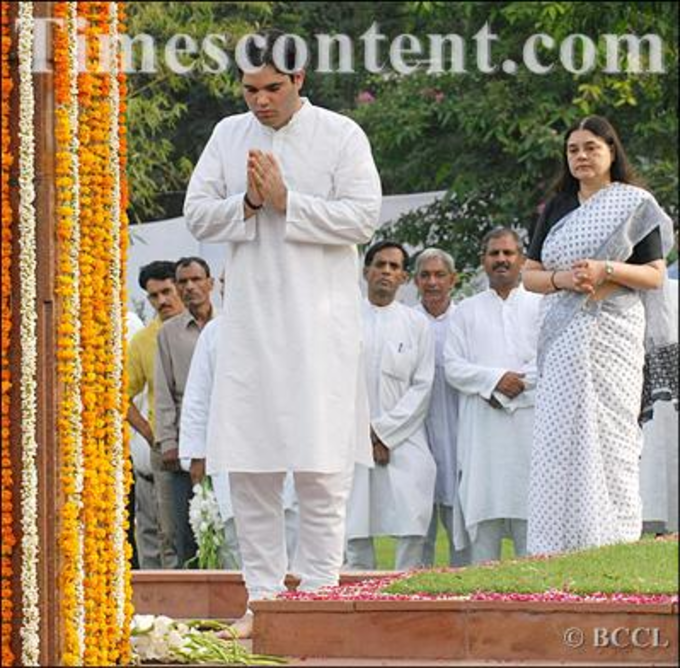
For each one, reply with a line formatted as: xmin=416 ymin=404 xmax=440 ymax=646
xmin=217 ymin=610 xmax=253 ymax=640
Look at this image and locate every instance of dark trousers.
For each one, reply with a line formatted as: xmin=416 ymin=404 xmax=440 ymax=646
xmin=127 ymin=477 xmax=140 ymax=569
xmin=171 ymin=470 xmax=198 ymax=568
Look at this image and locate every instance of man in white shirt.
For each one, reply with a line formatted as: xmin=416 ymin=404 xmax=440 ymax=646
xmin=444 ymin=228 xmax=542 ymax=564
xmin=184 ymin=30 xmax=381 ymax=636
xmin=345 ymin=241 xmax=436 ymax=570
xmin=178 ymin=314 xmax=241 ymax=570
xmin=179 ymin=295 xmax=299 ymax=570
xmin=413 ymin=248 xmax=470 ymax=568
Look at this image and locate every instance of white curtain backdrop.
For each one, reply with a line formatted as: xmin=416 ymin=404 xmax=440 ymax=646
xmin=126 ymin=191 xmax=446 ymax=321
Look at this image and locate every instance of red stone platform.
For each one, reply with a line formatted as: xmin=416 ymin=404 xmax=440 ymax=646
xmin=250 ymin=598 xmax=678 ymax=665
xmin=132 ymin=571 xmax=678 ymax=665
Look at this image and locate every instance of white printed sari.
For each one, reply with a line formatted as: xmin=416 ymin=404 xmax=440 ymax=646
xmin=527 ymin=182 xmax=675 ymax=555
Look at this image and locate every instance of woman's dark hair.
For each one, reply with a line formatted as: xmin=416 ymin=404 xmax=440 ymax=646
xmin=553 ymin=115 xmax=641 ymax=194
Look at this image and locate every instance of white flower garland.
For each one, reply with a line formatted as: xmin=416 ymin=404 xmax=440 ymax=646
xmin=66 ymin=2 xmax=85 ymax=661
xmin=130 ymin=615 xmax=279 ymax=665
xmin=107 ymin=0 xmax=127 ymax=636
xmin=17 ymin=3 xmax=40 ymax=665
xmin=188 ymin=478 xmax=227 ymax=569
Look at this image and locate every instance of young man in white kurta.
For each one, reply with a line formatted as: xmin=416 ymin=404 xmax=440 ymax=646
xmin=444 ymin=229 xmax=542 ymax=564
xmin=413 ymin=249 xmax=470 ymax=568
xmin=346 ymin=242 xmax=436 ymax=570
xmin=184 ymin=32 xmax=381 ymax=627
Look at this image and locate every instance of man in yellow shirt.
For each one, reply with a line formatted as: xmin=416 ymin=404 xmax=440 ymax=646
xmin=128 ymin=260 xmax=185 ymax=568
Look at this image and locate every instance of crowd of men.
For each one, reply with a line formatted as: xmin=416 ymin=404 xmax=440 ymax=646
xmin=125 ymin=227 xmax=557 ymax=571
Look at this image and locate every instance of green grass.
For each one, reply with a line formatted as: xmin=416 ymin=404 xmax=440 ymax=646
xmin=374 ymin=522 xmax=515 ymax=569
xmin=383 ymin=536 xmax=679 ymax=596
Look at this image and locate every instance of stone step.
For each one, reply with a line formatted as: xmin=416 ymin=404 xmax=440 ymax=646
xmin=132 ymin=571 xmax=678 ymax=665
xmin=250 ymin=598 xmax=678 ymax=665
xmin=132 ymin=570 xmax=393 ymax=619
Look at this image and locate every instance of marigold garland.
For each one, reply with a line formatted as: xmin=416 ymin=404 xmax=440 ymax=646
xmin=17 ymin=2 xmax=40 ymax=665
xmin=54 ymin=2 xmax=85 ymax=664
xmin=117 ymin=6 xmax=135 ymax=661
xmin=78 ymin=3 xmax=112 ymax=662
xmin=106 ymin=3 xmax=133 ymax=661
xmin=0 ymin=2 xmax=16 ymax=666
xmin=5 ymin=3 xmax=132 ymax=664
xmin=77 ymin=2 xmax=132 ymax=664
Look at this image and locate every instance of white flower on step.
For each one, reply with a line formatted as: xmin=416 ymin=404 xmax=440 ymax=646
xmin=151 ymin=615 xmax=174 ymax=634
xmin=187 ymin=477 xmax=227 ymax=569
xmin=166 ymin=627 xmax=186 ymax=651
xmin=131 ymin=614 xmax=156 ymax=635
xmin=130 ymin=614 xmax=287 ymax=665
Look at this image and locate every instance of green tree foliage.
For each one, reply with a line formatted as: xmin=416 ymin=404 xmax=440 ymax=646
xmin=270 ymin=2 xmax=435 ymax=110
xmin=127 ymin=1 xmax=678 ymax=276
xmin=350 ymin=2 xmax=678 ymax=273
xmin=126 ymin=1 xmax=273 ymax=223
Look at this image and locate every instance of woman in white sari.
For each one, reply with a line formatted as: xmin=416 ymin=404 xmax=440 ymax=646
xmin=522 ymin=115 xmax=675 ymax=555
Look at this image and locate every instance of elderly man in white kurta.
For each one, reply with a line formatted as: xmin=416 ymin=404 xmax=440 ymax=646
xmin=413 ymin=248 xmax=470 ymax=568
xmin=183 ymin=32 xmax=381 ymax=635
xmin=445 ymin=229 xmax=542 ymax=564
xmin=345 ymin=242 xmax=436 ymax=570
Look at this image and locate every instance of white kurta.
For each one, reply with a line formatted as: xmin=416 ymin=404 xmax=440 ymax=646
xmin=179 ymin=317 xmax=233 ymax=523
xmin=184 ymin=99 xmax=381 ymax=474
xmin=179 ymin=317 xmax=297 ymax=523
xmin=415 ymin=303 xmax=460 ymax=507
xmin=346 ymin=300 xmax=436 ymax=538
xmin=444 ymin=286 xmax=542 ymax=548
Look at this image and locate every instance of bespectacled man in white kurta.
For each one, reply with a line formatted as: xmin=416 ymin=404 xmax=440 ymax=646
xmin=413 ymin=248 xmax=470 ymax=568
xmin=345 ymin=241 xmax=437 ymax=571
xmin=444 ymin=228 xmax=542 ymax=564
xmin=184 ymin=30 xmax=381 ymax=637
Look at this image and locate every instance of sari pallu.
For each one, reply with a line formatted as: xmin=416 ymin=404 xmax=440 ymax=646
xmin=527 ymin=183 xmax=675 ymax=555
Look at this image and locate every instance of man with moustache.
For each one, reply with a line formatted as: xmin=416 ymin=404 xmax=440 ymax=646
xmin=128 ymin=260 xmax=186 ymax=568
xmin=345 ymin=241 xmax=436 ymax=571
xmin=444 ymin=229 xmax=542 ymax=564
xmin=155 ymin=256 xmax=215 ymax=567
